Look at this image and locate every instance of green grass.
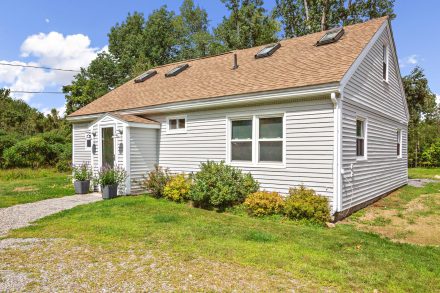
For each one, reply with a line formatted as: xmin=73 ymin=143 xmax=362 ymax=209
xmin=9 ymin=195 xmax=440 ymax=292
xmin=0 ymin=168 xmax=73 ymax=208
xmin=408 ymin=167 xmax=440 ymax=179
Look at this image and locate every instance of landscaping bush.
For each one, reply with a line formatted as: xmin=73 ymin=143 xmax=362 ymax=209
xmin=244 ymin=191 xmax=285 ymax=217
xmin=2 ymin=136 xmax=58 ymax=168
xmin=163 ymin=174 xmax=192 ymax=202
xmin=72 ymin=163 xmax=93 ymax=181
xmin=421 ymin=139 xmax=440 ymax=167
xmin=142 ymin=164 xmax=171 ymax=198
xmin=0 ymin=134 xmax=19 ymax=167
xmin=189 ymin=160 xmax=259 ymax=210
xmin=284 ymin=185 xmax=331 ymax=224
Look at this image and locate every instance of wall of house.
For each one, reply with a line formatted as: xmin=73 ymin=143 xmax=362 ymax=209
xmin=129 ymin=127 xmax=158 ymax=193
xmin=72 ymin=123 xmax=91 ymax=165
xmin=149 ymin=96 xmax=335 ymax=204
xmin=340 ymin=25 xmax=408 ymax=211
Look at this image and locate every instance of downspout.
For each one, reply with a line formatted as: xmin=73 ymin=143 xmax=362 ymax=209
xmin=330 ymin=92 xmax=342 ymax=215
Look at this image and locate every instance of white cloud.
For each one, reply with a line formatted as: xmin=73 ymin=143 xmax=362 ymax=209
xmin=41 ymin=104 xmax=66 ymax=117
xmin=0 ymin=31 xmax=107 ymax=104
xmin=400 ymin=54 xmax=420 ymax=68
xmin=45 ymin=18 xmax=50 ymax=23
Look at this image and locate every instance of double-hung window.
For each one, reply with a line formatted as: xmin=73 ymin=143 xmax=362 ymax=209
xmin=258 ymin=117 xmax=283 ymax=162
xmin=229 ymin=114 xmax=284 ymax=165
xmin=231 ymin=119 xmax=253 ymax=161
xmin=397 ymin=129 xmax=402 ymax=158
xmin=356 ymin=119 xmax=366 ymax=158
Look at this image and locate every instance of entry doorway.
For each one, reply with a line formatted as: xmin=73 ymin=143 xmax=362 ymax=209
xmin=102 ymin=127 xmax=115 ymax=168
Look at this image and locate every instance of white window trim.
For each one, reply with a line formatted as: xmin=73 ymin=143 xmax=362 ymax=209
xmin=383 ymin=43 xmax=389 ymax=83
xmin=356 ymin=117 xmax=368 ymax=161
xmin=226 ymin=112 xmax=286 ymax=168
xmin=166 ymin=115 xmax=187 ymax=133
xmin=397 ymin=129 xmax=402 ymax=159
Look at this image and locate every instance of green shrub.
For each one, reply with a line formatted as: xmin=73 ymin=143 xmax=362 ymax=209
xmin=421 ymin=140 xmax=440 ymax=167
xmin=142 ymin=164 xmax=171 ymax=198
xmin=284 ymin=185 xmax=331 ymax=224
xmin=163 ymin=174 xmax=192 ymax=202
xmin=72 ymin=163 xmax=93 ymax=181
xmin=244 ymin=191 xmax=285 ymax=217
xmin=94 ymin=165 xmax=127 ymax=187
xmin=189 ymin=161 xmax=259 ymax=210
xmin=2 ymin=136 xmax=57 ymax=168
xmin=0 ymin=134 xmax=19 ymax=167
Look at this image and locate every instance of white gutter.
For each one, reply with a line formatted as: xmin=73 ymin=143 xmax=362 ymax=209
xmin=67 ymin=83 xmax=340 ymax=123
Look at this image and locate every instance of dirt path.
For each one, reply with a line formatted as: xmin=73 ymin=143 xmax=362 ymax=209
xmin=0 ymin=193 xmax=102 ymax=236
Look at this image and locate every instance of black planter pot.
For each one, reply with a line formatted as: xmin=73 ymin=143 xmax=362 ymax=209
xmin=74 ymin=180 xmax=90 ymax=194
xmin=102 ymin=184 xmax=118 ymax=199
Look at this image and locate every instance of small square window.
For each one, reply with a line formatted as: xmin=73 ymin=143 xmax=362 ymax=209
xmin=85 ymin=133 xmax=92 ymax=150
xmin=168 ymin=117 xmax=186 ymax=132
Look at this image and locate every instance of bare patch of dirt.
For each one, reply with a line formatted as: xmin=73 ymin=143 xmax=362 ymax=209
xmin=0 ymin=238 xmax=326 ymax=292
xmin=13 ymin=186 xmax=38 ymax=192
xmin=344 ymin=193 xmax=440 ymax=246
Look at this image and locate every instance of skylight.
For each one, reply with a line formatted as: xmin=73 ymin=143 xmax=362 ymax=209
xmin=134 ymin=70 xmax=157 ymax=83
xmin=165 ymin=64 xmax=189 ymax=77
xmin=255 ymin=43 xmax=281 ymax=59
xmin=316 ymin=27 xmax=344 ymax=46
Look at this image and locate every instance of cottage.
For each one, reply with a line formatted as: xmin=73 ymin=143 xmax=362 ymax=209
xmin=67 ymin=16 xmax=408 ymax=218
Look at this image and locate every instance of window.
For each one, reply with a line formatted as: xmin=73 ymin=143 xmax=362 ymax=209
xmin=85 ymin=133 xmax=92 ymax=150
xmin=231 ymin=119 xmax=253 ymax=161
xmin=258 ymin=117 xmax=283 ymax=162
xmin=382 ymin=44 xmax=388 ymax=81
xmin=168 ymin=117 xmax=186 ymax=132
xmin=134 ymin=70 xmax=157 ymax=83
xmin=397 ymin=129 xmax=402 ymax=157
xmin=316 ymin=27 xmax=344 ymax=46
xmin=255 ymin=43 xmax=281 ymax=59
xmin=165 ymin=64 xmax=189 ymax=77
xmin=228 ymin=114 xmax=284 ymax=165
xmin=356 ymin=119 xmax=366 ymax=158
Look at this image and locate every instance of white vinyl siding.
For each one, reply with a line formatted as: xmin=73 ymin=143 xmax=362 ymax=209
xmin=129 ymin=127 xmax=158 ymax=194
xmin=341 ymin=26 xmax=408 ymax=211
xmin=72 ymin=123 xmax=91 ymax=166
xmin=150 ymin=97 xmax=335 ymax=204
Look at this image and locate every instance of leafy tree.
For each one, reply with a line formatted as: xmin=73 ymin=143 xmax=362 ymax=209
xmin=274 ymin=0 xmax=395 ymax=38
xmin=403 ymin=67 xmax=438 ymax=167
xmin=63 ymin=52 xmax=123 ymax=115
xmin=177 ymin=0 xmax=213 ymax=59
xmin=215 ymin=0 xmax=280 ymax=50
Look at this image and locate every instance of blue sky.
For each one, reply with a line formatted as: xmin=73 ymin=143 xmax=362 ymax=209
xmin=0 ymin=0 xmax=438 ymax=114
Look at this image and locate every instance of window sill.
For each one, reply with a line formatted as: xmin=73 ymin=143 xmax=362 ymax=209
xmin=356 ymin=156 xmax=367 ymax=162
xmin=229 ymin=161 xmax=286 ymax=169
xmin=166 ymin=130 xmax=187 ymax=135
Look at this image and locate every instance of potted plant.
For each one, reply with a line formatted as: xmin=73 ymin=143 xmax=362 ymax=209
xmin=72 ymin=163 xmax=92 ymax=194
xmin=94 ymin=165 xmax=127 ymax=199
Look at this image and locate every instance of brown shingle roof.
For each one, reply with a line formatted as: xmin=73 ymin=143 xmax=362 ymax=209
xmin=111 ymin=113 xmax=159 ymax=125
xmin=70 ymin=17 xmax=387 ymax=117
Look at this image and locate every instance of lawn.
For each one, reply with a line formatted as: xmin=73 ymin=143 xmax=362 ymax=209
xmin=1 ymin=168 xmax=440 ymax=291
xmin=0 ymin=168 xmax=73 ymax=208
xmin=408 ymin=167 xmax=440 ymax=179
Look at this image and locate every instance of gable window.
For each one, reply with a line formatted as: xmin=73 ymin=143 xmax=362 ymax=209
xmin=85 ymin=133 xmax=92 ymax=150
xmin=397 ymin=129 xmax=402 ymax=158
xmin=258 ymin=117 xmax=283 ymax=162
xmin=167 ymin=116 xmax=186 ymax=132
xmin=231 ymin=119 xmax=253 ymax=161
xmin=356 ymin=119 xmax=366 ymax=158
xmin=382 ymin=44 xmax=388 ymax=81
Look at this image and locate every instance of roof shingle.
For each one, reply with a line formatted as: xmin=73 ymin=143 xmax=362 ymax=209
xmin=70 ymin=17 xmax=388 ymax=117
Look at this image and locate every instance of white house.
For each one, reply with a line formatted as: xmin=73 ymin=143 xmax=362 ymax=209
xmin=67 ymin=16 xmax=408 ymax=218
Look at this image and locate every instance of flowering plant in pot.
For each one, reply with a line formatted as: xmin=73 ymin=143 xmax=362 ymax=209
xmin=72 ymin=163 xmax=93 ymax=194
xmin=94 ymin=165 xmax=127 ymax=199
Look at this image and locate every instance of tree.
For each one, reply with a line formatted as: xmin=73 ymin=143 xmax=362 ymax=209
xmin=64 ymin=52 xmax=123 ymax=115
xmin=274 ymin=0 xmax=395 ymax=38
xmin=402 ymin=67 xmax=438 ymax=167
xmin=177 ymin=0 xmax=213 ymax=59
xmin=215 ymin=0 xmax=280 ymax=50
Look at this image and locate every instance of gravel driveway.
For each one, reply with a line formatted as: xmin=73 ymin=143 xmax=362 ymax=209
xmin=0 ymin=193 xmax=102 ymax=236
